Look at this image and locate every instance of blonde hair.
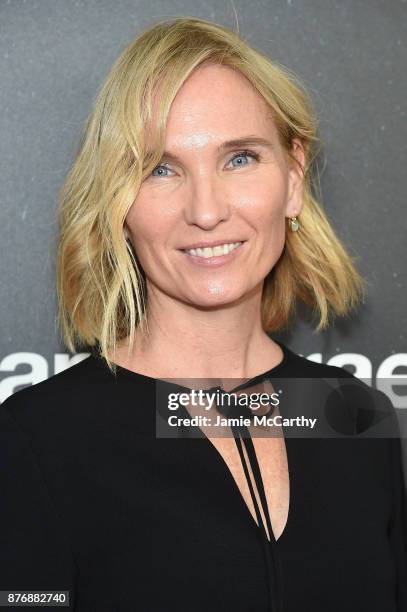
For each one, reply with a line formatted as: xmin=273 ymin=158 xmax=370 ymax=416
xmin=56 ymin=16 xmax=366 ymax=372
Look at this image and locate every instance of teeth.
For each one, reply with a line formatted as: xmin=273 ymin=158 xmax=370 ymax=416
xmin=185 ymin=242 xmax=242 ymax=258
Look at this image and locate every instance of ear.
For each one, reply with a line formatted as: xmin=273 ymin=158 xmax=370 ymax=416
xmin=285 ymin=138 xmax=306 ymax=219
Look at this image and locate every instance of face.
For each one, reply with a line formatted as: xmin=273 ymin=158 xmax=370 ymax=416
xmin=124 ymin=64 xmax=305 ymax=309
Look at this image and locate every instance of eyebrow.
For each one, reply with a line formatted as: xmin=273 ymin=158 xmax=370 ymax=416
xmin=218 ymin=136 xmax=274 ymax=151
xmin=148 ymin=136 xmax=274 ymax=163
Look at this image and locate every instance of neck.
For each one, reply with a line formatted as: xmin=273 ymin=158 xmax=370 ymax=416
xmin=111 ymin=282 xmax=284 ymax=380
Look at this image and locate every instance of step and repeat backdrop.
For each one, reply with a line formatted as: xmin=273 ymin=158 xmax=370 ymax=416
xmin=1 ymin=2 xmax=406 ymax=468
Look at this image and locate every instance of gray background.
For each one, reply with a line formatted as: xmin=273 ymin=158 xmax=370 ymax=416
xmin=1 ymin=0 xmax=406 ymax=445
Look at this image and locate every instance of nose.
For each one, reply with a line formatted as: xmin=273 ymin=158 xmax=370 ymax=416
xmin=183 ymin=174 xmax=231 ymax=229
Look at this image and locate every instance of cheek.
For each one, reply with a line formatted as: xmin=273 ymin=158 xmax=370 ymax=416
xmin=247 ymin=177 xmax=288 ymax=259
xmin=125 ymin=199 xmax=164 ymax=246
xmin=242 ymin=177 xmax=288 ymax=223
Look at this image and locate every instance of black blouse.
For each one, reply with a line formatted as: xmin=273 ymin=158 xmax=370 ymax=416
xmin=0 ymin=340 xmax=406 ymax=611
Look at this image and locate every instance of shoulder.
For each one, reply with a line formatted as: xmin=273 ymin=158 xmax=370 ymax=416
xmin=0 ymin=350 xmax=152 ymax=447
xmin=0 ymin=353 xmax=122 ymax=440
xmin=285 ymin=345 xmax=399 ymax=436
xmin=286 ymin=348 xmax=405 ymax=493
xmin=0 ymin=352 xmax=149 ymax=473
xmin=1 ymin=354 xmax=97 ymax=411
xmin=284 ymin=343 xmax=354 ymax=379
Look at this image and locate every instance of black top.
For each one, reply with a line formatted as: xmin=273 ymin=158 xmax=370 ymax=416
xmin=0 ymin=340 xmax=406 ymax=611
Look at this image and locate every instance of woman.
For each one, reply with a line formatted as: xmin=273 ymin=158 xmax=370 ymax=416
xmin=1 ymin=16 xmax=406 ymax=612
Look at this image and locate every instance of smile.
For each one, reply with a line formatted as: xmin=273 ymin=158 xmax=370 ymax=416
xmin=179 ymin=241 xmax=246 ymax=267
xmin=184 ymin=242 xmax=242 ymax=258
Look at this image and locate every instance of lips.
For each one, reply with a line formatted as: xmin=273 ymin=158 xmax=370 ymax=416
xmin=178 ymin=239 xmax=247 ymax=251
xmin=180 ymin=240 xmax=245 ymax=265
xmin=184 ymin=242 xmax=242 ymax=258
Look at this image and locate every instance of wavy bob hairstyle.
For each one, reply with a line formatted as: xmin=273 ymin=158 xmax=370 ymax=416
xmin=56 ymin=16 xmax=366 ymax=372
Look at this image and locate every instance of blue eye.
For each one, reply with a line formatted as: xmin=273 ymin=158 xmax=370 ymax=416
xmin=228 ymin=150 xmax=260 ymax=168
xmin=151 ymin=164 xmax=172 ymax=177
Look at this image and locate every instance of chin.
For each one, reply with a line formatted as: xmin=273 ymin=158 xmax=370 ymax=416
xmin=183 ymin=287 xmax=246 ymax=308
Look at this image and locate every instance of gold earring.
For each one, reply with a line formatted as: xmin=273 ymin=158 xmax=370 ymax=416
xmin=289 ymin=216 xmax=300 ymax=232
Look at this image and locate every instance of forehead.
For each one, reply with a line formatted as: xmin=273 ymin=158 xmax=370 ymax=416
xmin=152 ymin=64 xmax=277 ymax=150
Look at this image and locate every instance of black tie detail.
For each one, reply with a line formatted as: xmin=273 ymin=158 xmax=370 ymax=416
xmin=209 ymin=378 xmax=284 ymax=611
xmin=230 ymin=422 xmax=283 ymax=612
xmin=156 ymin=377 xmax=284 ymax=610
